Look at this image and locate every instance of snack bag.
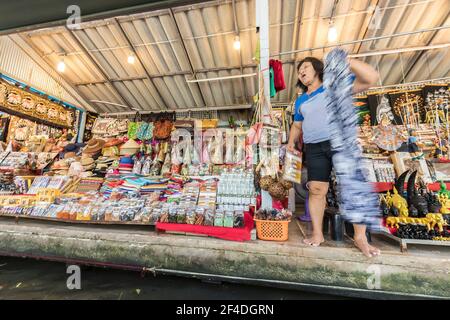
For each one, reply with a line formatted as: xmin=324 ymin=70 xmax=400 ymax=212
xmin=282 ymin=151 xmax=302 ymax=184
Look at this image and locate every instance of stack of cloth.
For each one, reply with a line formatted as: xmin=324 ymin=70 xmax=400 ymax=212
xmin=118 ymin=176 xmax=168 ymax=195
xmin=140 ymin=178 xmax=168 ymax=195
xmin=74 ymin=177 xmax=104 ymax=193
xmin=118 ymin=156 xmax=134 ymax=174
xmin=165 ymin=175 xmax=185 ymax=195
xmin=99 ymin=175 xmax=124 ymax=198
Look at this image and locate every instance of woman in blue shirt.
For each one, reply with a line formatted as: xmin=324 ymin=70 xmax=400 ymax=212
xmin=287 ymin=56 xmax=380 ymax=258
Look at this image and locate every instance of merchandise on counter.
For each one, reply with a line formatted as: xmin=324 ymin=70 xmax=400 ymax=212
xmin=74 ymin=177 xmax=104 ymax=193
xmin=0 ymin=170 xmax=20 ymax=195
xmin=255 ymin=208 xmax=292 ymax=221
xmin=217 ymin=171 xmax=256 ymax=211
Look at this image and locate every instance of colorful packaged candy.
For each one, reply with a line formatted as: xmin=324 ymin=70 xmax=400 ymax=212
xmin=283 ymin=151 xmax=302 ymax=184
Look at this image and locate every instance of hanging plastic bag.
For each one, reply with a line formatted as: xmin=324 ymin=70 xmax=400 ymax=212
xmin=235 ymin=133 xmax=246 ymax=164
xmin=141 ymin=156 xmax=152 ymax=176
xmin=224 ymin=129 xmax=234 ymax=164
xmin=133 ymin=156 xmax=144 ymax=175
xmin=161 ymin=150 xmax=172 ymax=176
xmin=269 ymin=59 xmax=286 ymax=92
xmin=183 ymin=143 xmax=192 ymax=165
xmin=171 ymin=142 xmax=183 ymax=166
xmin=282 ymin=151 xmax=302 ymax=184
xmin=269 ymin=67 xmax=276 ymax=98
xmin=211 ymin=137 xmax=223 ymax=164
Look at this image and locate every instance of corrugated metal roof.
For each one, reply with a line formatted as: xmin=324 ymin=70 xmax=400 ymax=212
xmin=0 ymin=36 xmax=86 ymax=108
xmin=8 ymin=0 xmax=449 ymax=113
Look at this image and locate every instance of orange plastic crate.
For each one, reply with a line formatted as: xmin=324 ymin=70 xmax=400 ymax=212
xmin=254 ymin=219 xmax=290 ymax=241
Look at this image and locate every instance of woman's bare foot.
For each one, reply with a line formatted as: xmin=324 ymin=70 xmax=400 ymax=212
xmin=354 ymin=237 xmax=381 ymax=258
xmin=303 ymin=234 xmax=325 ymax=247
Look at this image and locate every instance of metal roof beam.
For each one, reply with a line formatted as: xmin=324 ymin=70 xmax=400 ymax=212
xmin=168 ymin=8 xmax=207 ymax=108
xmin=114 ymin=18 xmax=168 ymax=110
xmin=402 ymin=11 xmax=450 ymax=82
xmin=272 ymin=25 xmax=450 ymax=57
xmin=354 ymin=0 xmax=381 ymax=54
xmin=65 ymin=26 xmax=139 ymax=112
xmin=101 ymin=103 xmax=252 ymax=116
xmin=73 ymin=64 xmax=259 ymax=85
xmin=12 ymin=33 xmax=99 ymax=112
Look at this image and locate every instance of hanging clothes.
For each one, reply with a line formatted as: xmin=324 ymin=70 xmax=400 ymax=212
xmin=269 ymin=67 xmax=276 ymax=98
xmin=269 ymin=59 xmax=286 ymax=92
xmin=323 ymin=48 xmax=381 ymax=231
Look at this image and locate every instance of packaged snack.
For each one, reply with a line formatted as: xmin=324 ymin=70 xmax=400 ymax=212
xmin=214 ymin=210 xmax=224 ymax=227
xmin=111 ymin=207 xmax=121 ymax=222
xmin=224 ymin=210 xmax=234 ymax=228
xmin=186 ymin=209 xmax=196 ymax=225
xmin=233 ymin=211 xmax=245 ymax=228
xmin=168 ymin=207 xmax=178 ymax=223
xmin=283 ymin=151 xmax=302 ymax=184
xmin=204 ymin=209 xmax=215 ymax=226
xmin=149 ymin=209 xmax=161 ymax=224
xmin=176 ymin=208 xmax=186 ymax=224
xmin=159 ymin=211 xmax=169 ymax=223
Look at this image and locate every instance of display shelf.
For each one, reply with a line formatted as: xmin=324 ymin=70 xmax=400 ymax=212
xmin=380 ymin=231 xmax=450 ymax=252
xmin=0 ymin=213 xmax=155 ymax=226
xmin=372 ymin=182 xmax=450 ymax=193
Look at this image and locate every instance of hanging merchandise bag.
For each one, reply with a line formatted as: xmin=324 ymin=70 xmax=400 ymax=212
xmin=154 ymin=119 xmax=173 ymax=140
xmin=269 ymin=59 xmax=286 ymax=92
xmin=281 ymin=108 xmax=289 ymax=144
xmin=91 ymin=118 xmax=111 ymax=135
xmin=116 ymin=119 xmax=129 ymax=134
xmin=133 ymin=156 xmax=144 ymax=175
xmin=224 ymin=129 xmax=234 ymax=164
xmin=143 ymin=123 xmax=154 ymax=141
xmin=269 ymin=67 xmax=276 ymax=98
xmin=235 ymin=130 xmax=246 ymax=164
xmin=141 ymin=156 xmax=152 ymax=176
xmin=128 ymin=112 xmax=142 ymax=140
xmin=137 ymin=122 xmax=149 ymax=141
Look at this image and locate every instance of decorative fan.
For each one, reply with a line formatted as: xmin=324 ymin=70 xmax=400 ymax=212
xmin=372 ymin=124 xmax=404 ymax=151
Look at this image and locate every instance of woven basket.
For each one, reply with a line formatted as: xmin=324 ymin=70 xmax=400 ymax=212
xmin=254 ymin=219 xmax=290 ymax=241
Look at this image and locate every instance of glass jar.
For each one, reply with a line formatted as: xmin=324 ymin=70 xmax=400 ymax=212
xmin=176 ymin=208 xmax=186 ymax=224
xmin=224 ymin=210 xmax=234 ymax=228
xmin=214 ymin=210 xmax=224 ymax=227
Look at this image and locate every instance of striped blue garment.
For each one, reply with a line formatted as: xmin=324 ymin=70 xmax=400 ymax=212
xmin=323 ymin=48 xmax=382 ymax=231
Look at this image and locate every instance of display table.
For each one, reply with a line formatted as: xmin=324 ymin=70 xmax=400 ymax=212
xmin=372 ymin=182 xmax=450 ymax=193
xmin=156 ymin=212 xmax=254 ymax=242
